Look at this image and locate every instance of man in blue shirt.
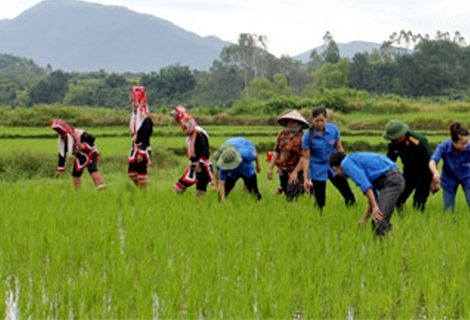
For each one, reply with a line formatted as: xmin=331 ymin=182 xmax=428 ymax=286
xmin=213 ymin=137 xmax=262 ymax=201
xmin=329 ymin=151 xmax=405 ymax=236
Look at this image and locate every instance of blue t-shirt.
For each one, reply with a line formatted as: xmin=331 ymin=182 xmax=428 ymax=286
xmin=218 ymin=137 xmax=256 ymax=181
xmin=302 ymin=123 xmax=340 ymax=181
xmin=430 ymin=140 xmax=470 ymax=189
xmin=341 ymin=152 xmax=398 ymax=193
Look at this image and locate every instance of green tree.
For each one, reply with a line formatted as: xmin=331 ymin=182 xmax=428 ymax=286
xmin=105 ymin=73 xmax=128 ymax=89
xmin=322 ymin=31 xmax=340 ymax=64
xmin=141 ymin=64 xmax=196 ymax=107
xmin=390 ymin=55 xmax=417 ymax=96
xmin=265 ymin=55 xmax=311 ymax=95
xmin=411 ymin=39 xmax=464 ymax=96
xmin=63 ymin=84 xmax=93 ymax=106
xmin=0 ymin=54 xmax=45 ymax=80
xmin=313 ymin=58 xmax=349 ymax=92
xmin=192 ymin=61 xmax=244 ymax=107
xmin=308 ymin=49 xmax=324 ymax=74
xmin=29 ymin=70 xmax=68 ymax=105
xmin=241 ymin=77 xmax=277 ymax=100
xmin=348 ymin=52 xmax=374 ymax=91
xmin=220 ymin=33 xmax=270 ymax=88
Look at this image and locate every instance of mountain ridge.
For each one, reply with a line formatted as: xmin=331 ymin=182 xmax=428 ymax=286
xmin=0 ymin=0 xmax=397 ymax=72
xmin=0 ymin=0 xmax=231 ymax=72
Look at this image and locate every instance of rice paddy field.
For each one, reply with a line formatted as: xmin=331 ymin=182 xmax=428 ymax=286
xmin=1 ymin=126 xmax=470 ymax=319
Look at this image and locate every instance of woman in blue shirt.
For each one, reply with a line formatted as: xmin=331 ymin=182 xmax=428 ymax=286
xmin=302 ymin=107 xmax=356 ymax=211
xmin=329 ymin=151 xmax=405 ymax=236
xmin=213 ymin=137 xmax=262 ymax=201
xmin=429 ymin=122 xmax=470 ymax=212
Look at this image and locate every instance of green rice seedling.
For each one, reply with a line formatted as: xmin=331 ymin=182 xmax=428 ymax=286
xmin=1 ymin=134 xmax=470 ymax=318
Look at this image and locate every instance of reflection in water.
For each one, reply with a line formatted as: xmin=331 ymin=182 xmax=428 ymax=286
xmin=5 ymin=275 xmax=19 ymax=320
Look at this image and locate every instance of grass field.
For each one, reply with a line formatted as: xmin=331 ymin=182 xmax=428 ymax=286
xmin=1 ymin=127 xmax=469 ymax=318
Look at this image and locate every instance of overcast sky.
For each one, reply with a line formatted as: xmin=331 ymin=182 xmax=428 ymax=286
xmin=1 ymin=0 xmax=469 ymax=56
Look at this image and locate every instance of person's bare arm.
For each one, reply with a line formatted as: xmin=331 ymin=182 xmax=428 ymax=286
xmin=255 ymin=153 xmax=261 ymax=173
xmin=364 ymin=189 xmax=383 ymax=223
xmin=267 ymin=153 xmax=278 ymax=180
xmin=289 ymin=157 xmax=304 ymax=184
xmin=336 ymin=140 xmax=345 ymax=152
xmin=302 ymin=149 xmax=312 ymax=190
xmin=218 ymin=180 xmax=226 ymax=201
xmin=429 ymin=160 xmax=441 ymax=184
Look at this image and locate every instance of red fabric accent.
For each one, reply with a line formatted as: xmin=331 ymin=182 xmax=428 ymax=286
xmin=130 ymin=86 xmax=150 ymax=135
xmin=171 ymin=105 xmax=197 ymax=134
xmin=173 ymin=181 xmax=186 ymax=193
xmin=73 ymin=153 xmax=93 ymax=172
xmin=129 ymin=148 xmax=151 ymax=165
xmin=131 ymin=86 xmax=148 ymax=113
xmin=199 ymin=157 xmax=211 ymax=166
xmin=51 ymin=118 xmax=75 ymax=139
xmin=266 ymin=151 xmax=273 ymax=162
xmin=180 ymin=165 xmax=197 ymax=185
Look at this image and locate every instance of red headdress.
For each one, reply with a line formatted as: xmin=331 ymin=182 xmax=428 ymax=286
xmin=171 ymin=105 xmax=197 ymax=134
xmin=51 ymin=118 xmax=81 ymax=156
xmin=51 ymin=118 xmax=75 ymax=138
xmin=171 ymin=105 xmax=202 ymax=158
xmin=130 ymin=86 xmax=150 ymax=134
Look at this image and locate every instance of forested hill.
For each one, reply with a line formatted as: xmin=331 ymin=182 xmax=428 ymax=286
xmin=0 ymin=0 xmax=230 ymax=72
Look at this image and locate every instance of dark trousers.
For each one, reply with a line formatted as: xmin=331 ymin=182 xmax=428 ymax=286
xmin=224 ymin=174 xmax=262 ymax=200
xmin=373 ymin=169 xmax=406 ymax=236
xmin=279 ymin=171 xmax=304 ymax=201
xmin=311 ymin=170 xmax=356 ymax=209
xmin=177 ymin=163 xmax=213 ymax=192
xmin=396 ymin=170 xmax=432 ymax=212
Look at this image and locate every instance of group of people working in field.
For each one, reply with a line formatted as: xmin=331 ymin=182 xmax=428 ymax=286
xmin=51 ymin=86 xmax=470 ymax=237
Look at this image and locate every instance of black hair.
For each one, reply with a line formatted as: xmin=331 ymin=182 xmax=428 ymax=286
xmin=450 ymin=122 xmax=469 ymax=142
xmin=329 ymin=151 xmax=346 ymax=167
xmin=312 ymin=106 xmax=327 ymax=119
xmin=80 ymin=132 xmax=95 ymax=144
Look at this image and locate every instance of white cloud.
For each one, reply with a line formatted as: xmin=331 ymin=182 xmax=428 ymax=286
xmin=1 ymin=0 xmax=470 ymax=56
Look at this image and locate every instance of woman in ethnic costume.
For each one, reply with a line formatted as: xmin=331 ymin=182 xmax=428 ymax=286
xmin=128 ymin=86 xmax=153 ymax=188
xmin=171 ymin=105 xmax=213 ymax=197
xmin=51 ymin=118 xmax=106 ymax=190
xmin=267 ymin=110 xmax=309 ymax=201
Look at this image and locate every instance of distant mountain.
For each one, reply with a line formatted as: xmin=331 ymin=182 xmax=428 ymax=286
xmin=293 ymin=40 xmax=409 ymax=62
xmin=0 ymin=0 xmax=231 ymax=72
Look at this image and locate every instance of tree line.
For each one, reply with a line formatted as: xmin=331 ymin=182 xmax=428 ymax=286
xmin=1 ymin=30 xmax=469 ymax=113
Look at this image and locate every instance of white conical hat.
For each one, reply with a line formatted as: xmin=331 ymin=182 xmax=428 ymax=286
xmin=277 ymin=110 xmax=309 ymax=129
